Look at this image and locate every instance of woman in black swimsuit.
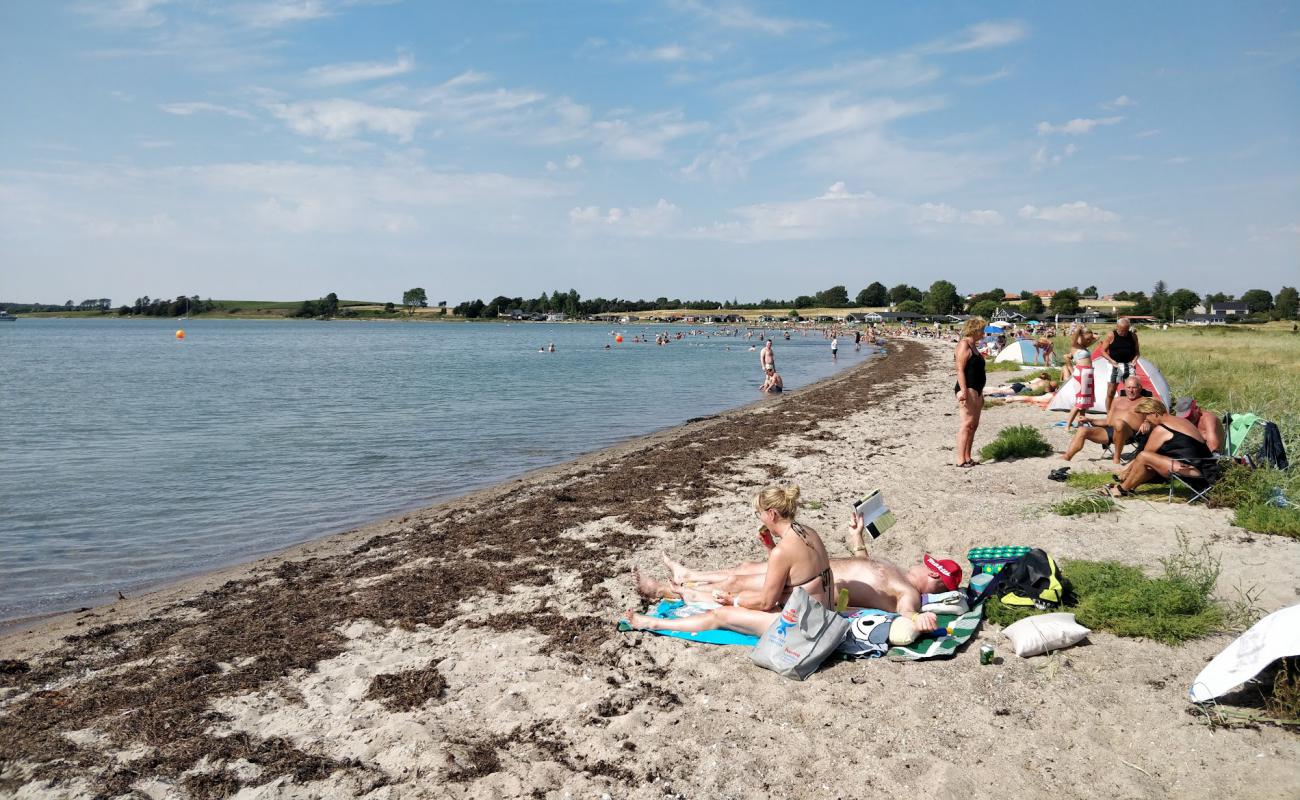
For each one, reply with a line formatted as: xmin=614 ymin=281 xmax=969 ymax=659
xmin=1106 ymin=398 xmax=1213 ymax=496
xmin=622 ymin=485 xmax=835 ymax=637
xmin=953 ymin=317 xmax=987 ymax=467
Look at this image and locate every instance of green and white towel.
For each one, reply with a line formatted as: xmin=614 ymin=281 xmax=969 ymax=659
xmin=887 ymin=603 xmax=985 ymax=661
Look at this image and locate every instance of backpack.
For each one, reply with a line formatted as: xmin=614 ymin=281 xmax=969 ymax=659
xmin=972 ymin=548 xmax=1072 ymax=610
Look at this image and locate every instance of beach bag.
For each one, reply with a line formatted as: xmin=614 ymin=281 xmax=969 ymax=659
xmin=976 ymin=549 xmax=1071 ymax=610
xmin=750 ymin=588 xmax=850 ymax=680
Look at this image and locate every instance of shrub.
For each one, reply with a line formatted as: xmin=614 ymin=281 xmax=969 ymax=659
xmin=1050 ymin=494 xmax=1119 ymax=516
xmin=979 ymin=425 xmax=1054 ymax=461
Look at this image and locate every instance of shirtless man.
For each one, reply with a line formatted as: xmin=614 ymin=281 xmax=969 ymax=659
xmin=646 ymin=514 xmax=961 ymax=633
xmin=759 ymin=368 xmax=783 ymax=393
xmin=1175 ymin=397 xmax=1224 ymax=454
xmin=1062 ymin=374 xmax=1149 ymax=463
xmin=759 ymin=340 xmax=775 ymax=374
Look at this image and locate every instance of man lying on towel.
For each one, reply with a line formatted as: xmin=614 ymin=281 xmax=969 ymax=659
xmin=638 ymin=512 xmax=962 ymax=633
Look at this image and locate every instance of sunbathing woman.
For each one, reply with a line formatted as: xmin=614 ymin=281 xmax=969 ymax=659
xmin=1105 ymin=398 xmax=1213 ymax=496
xmin=623 ymin=485 xmax=833 ymax=637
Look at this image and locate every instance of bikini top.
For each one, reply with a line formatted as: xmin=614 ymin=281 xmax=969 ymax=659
xmin=1073 ymin=348 xmax=1092 ymax=364
xmin=784 ymin=522 xmax=833 ymax=595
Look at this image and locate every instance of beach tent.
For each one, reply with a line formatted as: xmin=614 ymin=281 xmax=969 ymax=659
xmin=1048 ymin=345 xmax=1171 ymax=413
xmin=1189 ymin=603 xmax=1300 ymax=703
xmin=994 ymin=339 xmax=1052 ymax=367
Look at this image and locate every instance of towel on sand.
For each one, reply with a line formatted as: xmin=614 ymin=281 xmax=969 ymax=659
xmin=637 ymin=600 xmax=986 ymax=661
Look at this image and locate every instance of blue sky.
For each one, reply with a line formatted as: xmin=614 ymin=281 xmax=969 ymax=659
xmin=1 ymin=1 xmax=1297 ymax=305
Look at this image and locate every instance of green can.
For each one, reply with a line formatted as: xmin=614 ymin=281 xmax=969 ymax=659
xmin=979 ymin=644 xmax=995 ymax=665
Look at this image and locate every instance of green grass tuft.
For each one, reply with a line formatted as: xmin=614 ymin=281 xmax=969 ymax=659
xmin=979 ymin=425 xmax=1054 ymax=462
xmin=1050 ymin=493 xmax=1119 ymax=516
xmin=1208 ymin=463 xmax=1300 ymax=539
xmin=984 ymin=535 xmax=1224 ymax=645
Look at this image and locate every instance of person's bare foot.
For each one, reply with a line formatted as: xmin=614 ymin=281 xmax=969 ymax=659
xmin=623 ymin=609 xmax=660 ymax=631
xmin=660 ymin=552 xmax=690 ymax=583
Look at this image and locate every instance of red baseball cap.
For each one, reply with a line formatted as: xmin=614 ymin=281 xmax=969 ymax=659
xmin=923 ymin=553 xmax=963 ymax=591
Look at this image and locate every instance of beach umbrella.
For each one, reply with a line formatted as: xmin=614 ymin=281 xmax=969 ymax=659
xmin=983 ymin=325 xmax=1001 ymax=334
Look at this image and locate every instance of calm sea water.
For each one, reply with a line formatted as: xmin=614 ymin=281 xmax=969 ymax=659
xmin=0 ymin=318 xmax=879 ymax=622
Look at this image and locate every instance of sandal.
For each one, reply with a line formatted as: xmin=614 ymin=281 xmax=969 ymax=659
xmin=957 ymin=460 xmax=978 ymax=468
xmin=1048 ymin=467 xmax=1070 ymax=482
xmin=1099 ymin=483 xmax=1131 ymax=498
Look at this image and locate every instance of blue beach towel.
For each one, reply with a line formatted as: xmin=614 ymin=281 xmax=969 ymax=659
xmin=643 ymin=600 xmax=760 ymax=646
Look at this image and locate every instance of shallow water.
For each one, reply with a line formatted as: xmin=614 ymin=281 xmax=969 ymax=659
xmin=0 ymin=318 xmax=878 ymax=620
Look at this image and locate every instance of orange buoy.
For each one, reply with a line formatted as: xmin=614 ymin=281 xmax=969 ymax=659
xmin=175 ymin=329 xmax=185 ymax=339
xmin=614 ymin=334 xmax=623 ymax=343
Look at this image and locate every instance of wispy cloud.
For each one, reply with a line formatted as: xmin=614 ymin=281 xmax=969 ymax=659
xmin=74 ymin=0 xmax=173 ymax=29
xmin=729 ymin=54 xmax=940 ymax=92
xmin=1135 ymin=129 xmax=1161 ymax=139
xmin=1102 ymin=94 xmax=1136 ymax=110
xmin=305 ymin=53 xmax=415 ymax=86
xmin=1036 ymin=116 xmax=1123 ymax=135
xmin=627 ymin=43 xmax=713 ymax=63
xmin=920 ymin=20 xmax=1027 ymax=54
xmin=228 ymin=1 xmax=333 ymax=29
xmin=1032 ymin=142 xmax=1078 ymax=169
xmin=1019 ymin=201 xmax=1120 ymax=223
xmin=569 ymin=199 xmax=681 ymax=237
xmin=268 ymin=99 xmax=424 ymax=142
xmin=667 ymin=0 xmax=826 ymax=35
xmin=159 ymin=101 xmax=255 ymax=119
xmin=958 ymin=67 xmax=1013 ymax=86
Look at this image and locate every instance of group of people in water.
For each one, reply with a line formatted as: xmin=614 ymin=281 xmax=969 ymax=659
xmin=623 ymin=485 xmax=961 ymax=639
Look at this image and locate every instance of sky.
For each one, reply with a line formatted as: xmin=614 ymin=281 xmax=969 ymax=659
xmin=1 ymin=1 xmax=1297 ymax=306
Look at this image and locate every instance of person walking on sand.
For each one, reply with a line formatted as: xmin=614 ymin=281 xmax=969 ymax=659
xmin=760 ymin=340 xmax=775 ymax=374
xmin=1098 ymin=317 xmax=1139 ymax=409
xmin=953 ymin=317 xmax=986 ymax=468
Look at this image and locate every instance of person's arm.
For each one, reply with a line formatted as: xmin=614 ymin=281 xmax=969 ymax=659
xmin=845 ymin=511 xmax=867 ymax=557
xmin=893 ymin=588 xmax=938 ymax=632
xmin=1131 ymin=330 xmax=1140 ymax=360
xmin=733 ymin=547 xmax=790 ymax=611
xmin=1098 ymin=331 xmax=1115 ymax=362
xmin=954 ymin=341 xmax=970 ymax=400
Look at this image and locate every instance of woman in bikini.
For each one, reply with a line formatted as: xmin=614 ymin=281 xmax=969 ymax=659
xmin=1064 ymin=328 xmax=1097 ymax=430
xmin=1105 ymin=398 xmax=1213 ymax=496
xmin=623 ymin=485 xmax=834 ymax=637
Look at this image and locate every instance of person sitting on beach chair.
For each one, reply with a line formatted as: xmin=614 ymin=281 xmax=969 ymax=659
xmin=624 ymin=485 xmax=834 ymax=637
xmin=1104 ymin=398 xmax=1213 ymax=497
xmin=1062 ymin=375 xmax=1149 ymax=464
xmin=1174 ymin=397 xmax=1224 ymax=454
xmin=637 ymin=512 xmax=960 ymax=634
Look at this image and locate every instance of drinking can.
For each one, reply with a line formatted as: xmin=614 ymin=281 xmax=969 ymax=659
xmin=979 ymin=644 xmax=995 ymax=665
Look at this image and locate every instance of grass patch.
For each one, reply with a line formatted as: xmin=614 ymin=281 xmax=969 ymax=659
xmin=985 ymin=534 xmax=1224 ymax=645
xmin=1050 ymin=494 xmax=1119 ymax=516
xmin=1208 ymin=463 xmax=1300 ymax=539
xmin=1063 ymin=471 xmax=1189 ymax=501
xmin=980 ymin=425 xmax=1054 ymax=461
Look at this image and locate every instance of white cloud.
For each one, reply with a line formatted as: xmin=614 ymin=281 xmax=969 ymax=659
xmin=921 ymin=20 xmax=1028 ymax=54
xmin=569 ymin=198 xmax=680 ymax=236
xmin=592 ymin=111 xmax=708 ymax=160
xmin=229 ymin=1 xmax=332 ymax=29
xmin=667 ymin=0 xmax=826 ymax=35
xmin=1036 ymin=116 xmax=1124 ymax=135
xmin=74 ymin=0 xmax=172 ymax=29
xmin=305 ymin=53 xmax=415 ymax=86
xmin=1019 ymin=201 xmax=1120 ymax=223
xmin=268 ymin=99 xmax=424 ymax=142
xmin=958 ymin=67 xmax=1013 ymax=86
xmin=1135 ymin=129 xmax=1161 ymax=138
xmin=731 ymin=54 xmax=940 ymax=92
xmin=160 ymin=101 xmax=255 ymax=120
xmin=913 ymin=202 xmax=1003 ymax=226
xmin=1103 ymin=94 xmax=1136 ymax=109
xmin=696 ymin=182 xmax=898 ymax=243
xmin=564 ymin=154 xmax=583 ymax=170
xmin=627 ymin=43 xmax=712 ymax=63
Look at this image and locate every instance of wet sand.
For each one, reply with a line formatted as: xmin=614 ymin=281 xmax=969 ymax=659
xmin=2 ymin=338 xmax=1297 ymax=799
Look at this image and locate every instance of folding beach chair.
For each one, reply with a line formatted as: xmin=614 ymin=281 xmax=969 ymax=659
xmin=1168 ymin=456 xmax=1228 ymax=505
xmin=1222 ymin=412 xmax=1263 ymax=460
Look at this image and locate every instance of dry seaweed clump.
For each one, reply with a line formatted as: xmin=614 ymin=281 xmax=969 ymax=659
xmin=0 ymin=341 xmax=927 ymax=796
xmin=365 ymin=664 xmax=448 ymax=711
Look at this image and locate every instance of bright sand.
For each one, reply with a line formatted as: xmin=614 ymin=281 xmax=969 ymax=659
xmin=2 ymin=338 xmax=1297 ymax=799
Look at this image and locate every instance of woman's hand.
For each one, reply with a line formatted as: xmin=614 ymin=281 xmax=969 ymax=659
xmin=957 ymin=391 xmax=968 ymax=405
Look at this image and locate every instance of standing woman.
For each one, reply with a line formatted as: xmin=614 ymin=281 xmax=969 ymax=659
xmin=1064 ymin=328 xmax=1097 ymax=429
xmin=954 ymin=316 xmax=987 ymax=468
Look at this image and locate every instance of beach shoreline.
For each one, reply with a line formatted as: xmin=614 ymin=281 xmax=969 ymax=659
xmin=3 ymin=337 xmax=1297 ymax=800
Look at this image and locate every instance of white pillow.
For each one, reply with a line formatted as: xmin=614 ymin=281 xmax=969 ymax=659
xmin=1002 ymin=612 xmax=1091 ymax=657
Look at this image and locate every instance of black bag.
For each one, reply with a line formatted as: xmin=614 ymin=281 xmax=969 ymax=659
xmin=971 ymin=548 xmax=1073 ymax=611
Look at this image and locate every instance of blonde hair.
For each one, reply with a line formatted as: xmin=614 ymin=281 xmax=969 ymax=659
xmin=1135 ymin=397 xmax=1167 ymax=416
xmin=1071 ymin=328 xmax=1094 ymax=350
xmin=756 ymin=485 xmax=801 ymax=520
xmin=961 ymin=317 xmax=986 ymax=339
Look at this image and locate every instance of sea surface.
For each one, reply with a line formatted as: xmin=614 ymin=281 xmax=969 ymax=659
xmin=0 ymin=317 xmax=880 ymax=622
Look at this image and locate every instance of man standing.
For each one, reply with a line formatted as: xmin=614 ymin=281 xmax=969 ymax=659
xmin=760 ymin=339 xmax=775 ymax=374
xmin=1099 ymin=317 xmax=1140 ymax=409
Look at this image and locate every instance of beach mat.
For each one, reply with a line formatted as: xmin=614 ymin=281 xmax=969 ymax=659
xmin=638 ymin=599 xmax=986 ymax=660
xmin=886 ymin=603 xmax=985 ymax=661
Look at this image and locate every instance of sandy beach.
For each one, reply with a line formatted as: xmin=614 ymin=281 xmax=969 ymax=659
xmin=3 ymin=338 xmax=1298 ymax=800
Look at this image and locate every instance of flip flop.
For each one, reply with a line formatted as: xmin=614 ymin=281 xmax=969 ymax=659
xmin=616 ymin=619 xmax=634 ymax=632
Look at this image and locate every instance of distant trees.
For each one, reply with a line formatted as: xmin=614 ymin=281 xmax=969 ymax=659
xmin=814 ymin=285 xmax=850 ymax=307
xmin=1241 ymin=289 xmax=1274 ymax=314
xmin=1050 ymin=288 xmax=1081 ymax=316
xmin=969 ymin=299 xmax=998 ymax=319
xmin=1082 ymin=285 xmax=1098 ymax=299
xmin=888 ymin=284 xmax=922 ymax=307
xmin=293 ymin=292 xmax=339 ymax=318
xmin=856 ymin=281 xmax=888 ymax=307
xmin=895 ymin=299 xmax=924 ymax=314
xmin=923 ymin=280 xmax=961 ymax=315
xmin=1274 ymin=287 xmax=1298 ymax=320
xmin=1167 ymin=289 xmax=1201 ymax=319
xmin=402 ymin=287 xmax=428 ymax=316
xmin=1019 ymin=295 xmax=1045 ymax=315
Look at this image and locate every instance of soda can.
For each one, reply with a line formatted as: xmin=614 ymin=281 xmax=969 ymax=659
xmin=979 ymin=644 xmax=995 ymax=665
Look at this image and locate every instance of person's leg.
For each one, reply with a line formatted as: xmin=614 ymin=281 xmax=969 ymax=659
xmin=968 ymin=395 xmax=983 ymax=462
xmin=1104 ymin=370 xmax=1119 ymax=408
xmin=1063 ymin=426 xmax=1109 ymax=460
xmin=662 ymin=553 xmax=764 ymax=584
xmin=1111 ymin=421 xmax=1132 ymax=465
xmin=1119 ymin=452 xmax=1175 ymax=492
xmin=956 ymin=398 xmax=974 ymax=464
xmin=624 ymin=606 xmax=775 ymax=637
xmin=633 ymin=568 xmax=680 ymax=600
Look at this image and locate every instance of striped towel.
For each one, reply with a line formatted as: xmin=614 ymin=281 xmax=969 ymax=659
xmin=887 ymin=603 xmax=985 ymax=661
